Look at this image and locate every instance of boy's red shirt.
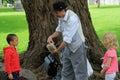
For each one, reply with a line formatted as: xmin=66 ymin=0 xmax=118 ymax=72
xmin=3 ymin=46 xmax=21 ymax=74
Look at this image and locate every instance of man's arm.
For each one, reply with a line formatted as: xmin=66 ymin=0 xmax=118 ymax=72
xmin=57 ymin=41 xmax=67 ymax=51
xmin=47 ymin=31 xmax=61 ymax=43
xmin=50 ymin=31 xmax=61 ymax=38
xmin=53 ymin=41 xmax=67 ymax=54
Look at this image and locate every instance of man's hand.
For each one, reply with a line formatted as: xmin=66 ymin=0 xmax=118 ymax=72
xmin=53 ymin=49 xmax=59 ymax=54
xmin=52 ymin=41 xmax=67 ymax=54
xmin=47 ymin=32 xmax=60 ymax=44
xmin=47 ymin=36 xmax=54 ymax=44
xmin=8 ymin=73 xmax=13 ymax=80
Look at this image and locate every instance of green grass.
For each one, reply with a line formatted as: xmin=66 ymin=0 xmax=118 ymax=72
xmin=0 ymin=5 xmax=120 ymax=58
xmin=89 ymin=5 xmax=120 ymax=56
xmin=89 ymin=5 xmax=120 ymax=41
xmin=0 ymin=7 xmax=28 ymax=57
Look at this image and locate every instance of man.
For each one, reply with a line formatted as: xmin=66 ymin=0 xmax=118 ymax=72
xmin=47 ymin=1 xmax=88 ymax=80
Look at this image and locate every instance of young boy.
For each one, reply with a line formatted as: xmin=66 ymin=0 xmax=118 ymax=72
xmin=3 ymin=34 xmax=21 ymax=80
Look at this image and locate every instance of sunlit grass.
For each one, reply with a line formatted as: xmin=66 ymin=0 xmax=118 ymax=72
xmin=89 ymin=5 xmax=120 ymax=55
xmin=0 ymin=7 xmax=28 ymax=57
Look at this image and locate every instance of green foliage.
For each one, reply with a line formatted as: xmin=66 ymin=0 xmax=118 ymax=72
xmin=2 ymin=0 xmax=14 ymax=7
xmin=3 ymin=0 xmax=7 ymax=7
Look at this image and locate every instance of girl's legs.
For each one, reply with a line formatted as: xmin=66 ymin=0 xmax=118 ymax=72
xmin=105 ymin=73 xmax=116 ymax=80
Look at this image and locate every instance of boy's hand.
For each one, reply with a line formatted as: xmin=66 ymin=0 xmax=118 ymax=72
xmin=8 ymin=73 xmax=13 ymax=80
xmin=19 ymin=71 xmax=22 ymax=77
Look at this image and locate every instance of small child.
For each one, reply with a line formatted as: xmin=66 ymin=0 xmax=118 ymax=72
xmin=101 ymin=32 xmax=119 ymax=80
xmin=3 ymin=34 xmax=21 ymax=80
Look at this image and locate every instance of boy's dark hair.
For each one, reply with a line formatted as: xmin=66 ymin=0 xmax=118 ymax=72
xmin=6 ymin=34 xmax=17 ymax=44
xmin=52 ymin=1 xmax=67 ymax=12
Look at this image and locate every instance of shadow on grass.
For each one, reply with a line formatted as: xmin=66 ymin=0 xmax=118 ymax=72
xmin=99 ymin=5 xmax=120 ymax=9
xmin=0 ymin=7 xmax=15 ymax=12
xmin=89 ymin=5 xmax=120 ymax=9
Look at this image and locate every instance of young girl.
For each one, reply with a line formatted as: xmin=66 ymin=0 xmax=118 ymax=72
xmin=101 ymin=32 xmax=119 ymax=80
xmin=3 ymin=34 xmax=21 ymax=80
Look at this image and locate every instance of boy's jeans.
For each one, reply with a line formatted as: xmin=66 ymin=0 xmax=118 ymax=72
xmin=6 ymin=71 xmax=20 ymax=80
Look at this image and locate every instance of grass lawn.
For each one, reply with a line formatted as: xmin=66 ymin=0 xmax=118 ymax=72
xmin=0 ymin=5 xmax=120 ymax=57
xmin=0 ymin=8 xmax=28 ymax=57
xmin=89 ymin=5 xmax=120 ymax=41
xmin=89 ymin=5 xmax=120 ymax=56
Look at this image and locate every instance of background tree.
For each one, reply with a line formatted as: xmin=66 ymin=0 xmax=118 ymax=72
xmin=96 ymin=0 xmax=101 ymax=8
xmin=21 ymin=0 xmax=105 ymax=80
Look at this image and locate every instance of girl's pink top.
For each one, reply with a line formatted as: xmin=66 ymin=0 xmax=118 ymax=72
xmin=103 ymin=48 xmax=118 ymax=74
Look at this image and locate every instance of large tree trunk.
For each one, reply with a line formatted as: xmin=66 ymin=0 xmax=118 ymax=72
xmin=21 ymin=0 xmax=105 ymax=80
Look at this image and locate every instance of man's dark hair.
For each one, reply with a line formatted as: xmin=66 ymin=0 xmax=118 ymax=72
xmin=6 ymin=34 xmax=17 ymax=44
xmin=52 ymin=1 xmax=67 ymax=12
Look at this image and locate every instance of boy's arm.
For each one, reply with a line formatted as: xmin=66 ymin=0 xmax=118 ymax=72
xmin=4 ymin=49 xmax=12 ymax=74
xmin=101 ymin=57 xmax=112 ymax=74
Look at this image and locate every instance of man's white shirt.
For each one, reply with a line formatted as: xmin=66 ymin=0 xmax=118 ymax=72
xmin=56 ymin=10 xmax=85 ymax=52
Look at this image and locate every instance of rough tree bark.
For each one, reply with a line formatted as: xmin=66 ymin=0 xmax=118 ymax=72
xmin=21 ymin=0 xmax=105 ymax=80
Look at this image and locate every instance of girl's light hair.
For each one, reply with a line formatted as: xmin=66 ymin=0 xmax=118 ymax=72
xmin=102 ymin=32 xmax=119 ymax=50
